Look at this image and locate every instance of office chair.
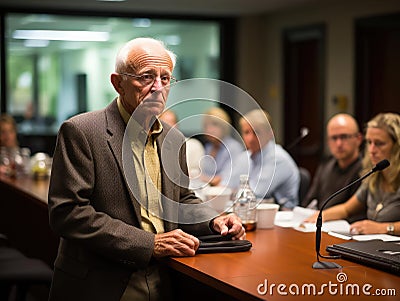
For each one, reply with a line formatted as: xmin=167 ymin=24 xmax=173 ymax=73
xmin=0 ymin=234 xmax=53 ymax=301
xmin=298 ymin=167 xmax=311 ymax=204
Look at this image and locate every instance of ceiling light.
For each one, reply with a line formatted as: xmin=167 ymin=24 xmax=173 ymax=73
xmin=162 ymin=35 xmax=181 ymax=46
xmin=24 ymin=40 xmax=50 ymax=47
xmin=132 ymin=18 xmax=151 ymax=28
xmin=13 ymin=30 xmax=109 ymax=42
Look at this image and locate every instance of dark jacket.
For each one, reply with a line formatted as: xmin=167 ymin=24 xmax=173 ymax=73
xmin=48 ymin=99 xmax=214 ymax=300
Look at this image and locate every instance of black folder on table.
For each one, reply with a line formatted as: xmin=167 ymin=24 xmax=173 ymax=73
xmin=196 ymin=234 xmax=252 ymax=254
xmin=326 ymin=239 xmax=400 ymax=275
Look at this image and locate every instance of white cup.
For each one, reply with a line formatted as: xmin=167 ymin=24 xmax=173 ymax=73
xmin=256 ymin=203 xmax=279 ymax=229
xmin=204 ymin=186 xmax=232 ymax=213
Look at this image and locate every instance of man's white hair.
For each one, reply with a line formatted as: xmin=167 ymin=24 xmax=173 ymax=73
xmin=241 ymin=109 xmax=272 ymax=133
xmin=115 ymin=37 xmax=176 ymax=73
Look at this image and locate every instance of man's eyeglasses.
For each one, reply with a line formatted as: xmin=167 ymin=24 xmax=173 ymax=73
xmin=328 ymin=133 xmax=359 ymax=142
xmin=119 ymin=72 xmax=178 ymax=86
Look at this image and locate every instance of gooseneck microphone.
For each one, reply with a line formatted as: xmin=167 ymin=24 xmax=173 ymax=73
xmin=286 ymin=127 xmax=309 ymax=151
xmin=312 ymin=159 xmax=390 ymax=269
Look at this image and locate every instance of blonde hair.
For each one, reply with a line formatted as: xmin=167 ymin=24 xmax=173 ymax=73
xmin=362 ymin=112 xmax=400 ymax=193
xmin=203 ymin=107 xmax=232 ymax=137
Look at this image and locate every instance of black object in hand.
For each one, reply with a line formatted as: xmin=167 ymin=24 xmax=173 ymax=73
xmin=196 ymin=234 xmax=252 ymax=254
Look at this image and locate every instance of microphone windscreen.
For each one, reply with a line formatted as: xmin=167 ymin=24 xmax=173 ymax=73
xmin=373 ymin=159 xmax=390 ymax=172
xmin=301 ymin=127 xmax=309 ymax=137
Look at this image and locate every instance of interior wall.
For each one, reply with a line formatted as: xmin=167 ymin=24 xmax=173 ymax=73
xmin=237 ymin=0 xmax=400 ymax=143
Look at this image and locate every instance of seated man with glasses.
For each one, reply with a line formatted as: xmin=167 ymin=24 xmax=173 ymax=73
xmin=302 ymin=113 xmax=365 ymax=221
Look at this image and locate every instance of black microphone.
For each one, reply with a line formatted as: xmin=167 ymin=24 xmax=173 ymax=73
xmin=312 ymin=159 xmax=390 ymax=269
xmin=286 ymin=127 xmax=309 ymax=151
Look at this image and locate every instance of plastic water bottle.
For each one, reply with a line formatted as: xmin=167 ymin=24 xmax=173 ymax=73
xmin=233 ymin=174 xmax=257 ymax=231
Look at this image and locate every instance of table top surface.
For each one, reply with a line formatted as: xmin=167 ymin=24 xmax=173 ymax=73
xmin=168 ymin=227 xmax=400 ymax=300
xmin=0 ymin=174 xmax=49 ymax=204
xmin=2 ymin=175 xmax=399 ymax=300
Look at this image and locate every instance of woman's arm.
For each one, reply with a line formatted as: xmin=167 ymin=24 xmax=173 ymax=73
xmin=304 ymin=194 xmax=364 ymax=223
xmin=350 ymin=220 xmax=400 ymax=235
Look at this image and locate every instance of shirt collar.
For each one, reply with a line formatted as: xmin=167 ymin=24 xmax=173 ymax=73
xmin=117 ymin=96 xmax=163 ymax=142
xmin=250 ymin=140 xmax=273 ymax=161
xmin=117 ymin=96 xmax=131 ymax=125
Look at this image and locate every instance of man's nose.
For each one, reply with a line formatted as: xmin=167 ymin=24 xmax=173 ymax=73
xmin=334 ymin=138 xmax=344 ymax=146
xmin=151 ymin=77 xmax=164 ymax=90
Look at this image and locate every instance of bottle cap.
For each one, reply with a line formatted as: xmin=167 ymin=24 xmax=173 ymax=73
xmin=240 ymin=174 xmax=249 ymax=182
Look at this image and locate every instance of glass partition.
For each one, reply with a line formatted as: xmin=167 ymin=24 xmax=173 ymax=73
xmin=5 ymin=13 xmax=221 ymax=138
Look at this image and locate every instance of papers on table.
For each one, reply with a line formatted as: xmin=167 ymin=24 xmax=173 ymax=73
xmin=296 ymin=220 xmax=350 ymax=234
xmin=274 ymin=206 xmax=316 ymax=228
xmin=274 ymin=206 xmax=400 ymax=242
xmin=327 ymin=232 xmax=400 ymax=241
xmin=274 ymin=206 xmax=347 ymax=233
xmin=352 ymin=234 xmax=400 ymax=242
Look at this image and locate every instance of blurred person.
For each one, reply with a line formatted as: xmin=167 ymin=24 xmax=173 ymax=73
xmin=201 ymin=107 xmax=243 ymax=186
xmin=159 ymin=109 xmax=178 ymax=128
xmin=0 ymin=114 xmax=18 ymax=149
xmin=159 ymin=109 xmax=205 ymax=179
xmin=222 ymin=109 xmax=300 ymax=210
xmin=304 ymin=112 xmax=400 ymax=235
xmin=48 ymin=37 xmax=245 ymax=301
xmin=302 ymin=114 xmax=364 ymax=221
xmin=0 ymin=114 xmax=19 ymax=175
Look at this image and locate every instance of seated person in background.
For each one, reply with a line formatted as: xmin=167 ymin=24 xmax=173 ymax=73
xmin=302 ymin=113 xmax=364 ymax=221
xmin=201 ymin=107 xmax=243 ymax=186
xmin=0 ymin=114 xmax=19 ymax=175
xmin=304 ymin=112 xmax=400 ymax=235
xmin=159 ymin=109 xmax=205 ymax=179
xmin=0 ymin=113 xmax=19 ymax=149
xmin=221 ymin=109 xmax=300 ymax=210
xmin=158 ymin=109 xmax=178 ymax=128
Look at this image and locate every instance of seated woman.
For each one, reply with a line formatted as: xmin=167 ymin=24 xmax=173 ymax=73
xmin=305 ymin=112 xmax=400 ymax=235
xmin=201 ymin=107 xmax=243 ymax=186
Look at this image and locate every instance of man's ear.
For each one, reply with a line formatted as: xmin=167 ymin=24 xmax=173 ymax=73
xmin=110 ymin=73 xmax=124 ymax=95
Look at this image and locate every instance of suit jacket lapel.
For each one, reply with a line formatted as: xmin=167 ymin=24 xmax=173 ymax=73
xmin=105 ymin=99 xmax=143 ymax=222
xmin=157 ymin=129 xmax=180 ymax=231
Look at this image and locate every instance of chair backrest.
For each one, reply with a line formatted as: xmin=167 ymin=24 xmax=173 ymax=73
xmin=298 ymin=167 xmax=311 ymax=204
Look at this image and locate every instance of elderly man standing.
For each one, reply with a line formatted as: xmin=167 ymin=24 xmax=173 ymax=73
xmin=48 ymin=37 xmax=245 ymax=301
xmin=221 ymin=109 xmax=300 ymax=210
xmin=302 ymin=113 xmax=363 ymax=214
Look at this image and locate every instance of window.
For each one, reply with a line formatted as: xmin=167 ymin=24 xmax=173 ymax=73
xmin=5 ymin=13 xmax=221 ymax=141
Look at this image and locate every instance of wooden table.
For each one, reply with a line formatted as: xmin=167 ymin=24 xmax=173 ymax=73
xmin=0 ymin=174 xmax=58 ymax=267
xmin=1 ymin=175 xmax=399 ymax=300
xmin=167 ymin=227 xmax=400 ymax=300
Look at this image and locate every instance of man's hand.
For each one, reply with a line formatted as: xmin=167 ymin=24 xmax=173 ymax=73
xmin=212 ymin=213 xmax=246 ymax=240
xmin=153 ymin=229 xmax=199 ymax=258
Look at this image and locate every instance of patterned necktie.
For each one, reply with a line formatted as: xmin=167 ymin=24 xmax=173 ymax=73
xmin=143 ymin=135 xmax=164 ymax=233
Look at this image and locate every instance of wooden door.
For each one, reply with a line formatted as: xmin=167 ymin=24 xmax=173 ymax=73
xmin=355 ymin=13 xmax=400 ymax=124
xmin=283 ymin=24 xmax=326 ymax=176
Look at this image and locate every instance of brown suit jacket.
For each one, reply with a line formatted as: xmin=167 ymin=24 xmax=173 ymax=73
xmin=48 ymin=99 xmax=214 ymax=301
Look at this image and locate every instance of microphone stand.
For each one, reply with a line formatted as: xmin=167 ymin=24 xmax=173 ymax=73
xmin=312 ymin=164 xmax=386 ymax=269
